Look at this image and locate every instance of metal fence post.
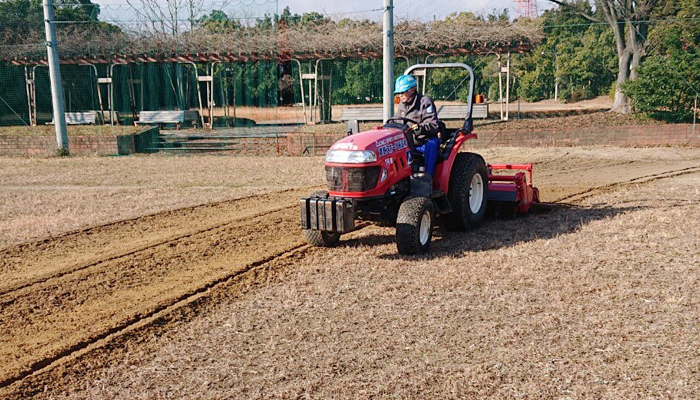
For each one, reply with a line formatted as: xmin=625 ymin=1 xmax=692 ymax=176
xmin=382 ymin=0 xmax=394 ymax=124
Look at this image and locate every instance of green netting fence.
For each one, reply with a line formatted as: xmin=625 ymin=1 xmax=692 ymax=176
xmin=1 ymin=54 xmax=502 ymax=127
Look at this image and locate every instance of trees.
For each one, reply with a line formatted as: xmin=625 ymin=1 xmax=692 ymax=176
xmin=0 ymin=0 xmax=100 ymax=44
xmin=517 ymin=2 xmax=616 ymax=102
xmin=198 ymin=10 xmax=241 ymax=32
xmin=622 ymin=0 xmax=700 ymax=121
xmin=548 ymin=0 xmax=660 ymax=113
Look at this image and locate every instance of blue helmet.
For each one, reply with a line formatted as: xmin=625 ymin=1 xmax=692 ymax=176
xmin=394 ymin=75 xmax=417 ymax=94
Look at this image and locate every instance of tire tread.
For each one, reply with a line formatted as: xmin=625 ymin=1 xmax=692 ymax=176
xmin=396 ymin=197 xmax=433 ymax=255
xmin=445 ymin=152 xmax=488 ymax=231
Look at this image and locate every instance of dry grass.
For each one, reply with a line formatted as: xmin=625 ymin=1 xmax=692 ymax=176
xmin=4 ymin=148 xmax=699 ymax=249
xmin=473 ymin=111 xmax=663 ymax=131
xmin=56 ymin=170 xmax=700 ymax=399
xmin=0 ymin=147 xmax=695 ymax=398
xmin=0 ymin=155 xmax=325 ymax=247
xmin=0 ymin=126 xmax=144 ymax=137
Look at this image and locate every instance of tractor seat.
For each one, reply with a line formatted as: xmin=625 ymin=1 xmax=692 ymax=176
xmin=438 ymin=120 xmax=450 ymax=144
xmin=437 ymin=128 xmax=459 ymax=164
xmin=437 ymin=117 xmax=474 ymax=163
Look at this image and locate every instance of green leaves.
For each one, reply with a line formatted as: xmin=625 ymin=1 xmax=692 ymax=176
xmin=517 ymin=2 xmax=617 ymax=102
xmin=623 ymin=54 xmax=700 ymax=122
xmin=622 ymin=0 xmax=700 ymax=121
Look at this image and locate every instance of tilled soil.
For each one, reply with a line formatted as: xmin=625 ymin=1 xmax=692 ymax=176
xmin=0 ymin=188 xmax=313 ymax=388
xmin=1 ymin=147 xmax=700 ymax=398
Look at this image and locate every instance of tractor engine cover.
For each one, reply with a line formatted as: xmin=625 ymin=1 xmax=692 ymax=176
xmin=324 ymin=127 xmax=413 ymax=198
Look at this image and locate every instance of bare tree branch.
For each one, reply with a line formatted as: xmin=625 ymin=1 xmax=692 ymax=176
xmin=0 ymin=17 xmax=543 ymax=61
xmin=546 ymin=0 xmax=605 ymax=23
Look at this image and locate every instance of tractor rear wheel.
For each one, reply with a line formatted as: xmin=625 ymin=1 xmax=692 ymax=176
xmin=445 ymin=152 xmax=488 ymax=231
xmin=396 ymin=197 xmax=434 ymax=255
xmin=303 ymin=190 xmax=341 ymax=247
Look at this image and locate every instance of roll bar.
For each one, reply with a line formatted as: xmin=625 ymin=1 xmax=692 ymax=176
xmin=403 ymin=63 xmax=475 ymax=130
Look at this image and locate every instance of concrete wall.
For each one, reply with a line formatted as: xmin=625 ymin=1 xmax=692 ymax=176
xmin=465 ymin=124 xmax=700 ymax=148
xmin=0 ymin=127 xmax=159 ymax=156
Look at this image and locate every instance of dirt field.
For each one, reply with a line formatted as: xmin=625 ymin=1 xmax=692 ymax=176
xmin=0 ymin=156 xmax=324 ymax=247
xmin=1 ymin=147 xmax=700 ymax=398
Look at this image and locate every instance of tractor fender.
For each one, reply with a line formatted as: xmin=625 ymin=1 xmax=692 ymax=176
xmin=436 ymin=133 xmax=477 ymax=194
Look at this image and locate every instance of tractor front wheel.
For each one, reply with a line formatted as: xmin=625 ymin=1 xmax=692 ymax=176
xmin=445 ymin=152 xmax=488 ymax=231
xmin=396 ymin=197 xmax=434 ymax=255
xmin=303 ymin=190 xmax=341 ymax=247
xmin=304 ymin=229 xmax=341 ymax=247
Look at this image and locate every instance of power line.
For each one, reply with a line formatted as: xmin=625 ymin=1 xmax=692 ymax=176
xmin=540 ymin=16 xmax=700 ymax=29
xmin=28 ymin=14 xmax=700 ymax=27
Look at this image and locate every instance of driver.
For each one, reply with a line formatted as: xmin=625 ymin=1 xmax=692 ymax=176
xmin=394 ymin=74 xmax=441 ymax=178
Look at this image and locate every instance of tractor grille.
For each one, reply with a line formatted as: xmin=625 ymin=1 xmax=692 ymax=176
xmin=326 ymin=166 xmax=381 ymax=192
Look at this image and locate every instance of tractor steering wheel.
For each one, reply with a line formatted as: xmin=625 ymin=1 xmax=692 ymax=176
xmin=386 ymin=116 xmax=419 ymax=126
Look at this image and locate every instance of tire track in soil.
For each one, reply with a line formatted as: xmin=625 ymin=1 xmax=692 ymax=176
xmin=0 ymin=189 xmax=322 ymax=390
xmin=536 ymin=160 xmax=636 ymax=178
xmin=0 ymin=246 xmax=316 ymax=399
xmin=0 ymin=187 xmax=318 ymax=295
xmin=3 ymin=162 xmax=700 ymax=395
xmin=0 ymin=244 xmax=312 ymax=392
xmin=553 ymin=165 xmax=700 ymax=203
xmin=0 ymin=204 xmax=293 ymax=298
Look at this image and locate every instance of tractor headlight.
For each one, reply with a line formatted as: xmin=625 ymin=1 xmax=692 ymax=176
xmin=379 ymin=168 xmax=388 ymax=183
xmin=325 ymin=150 xmax=377 ymax=164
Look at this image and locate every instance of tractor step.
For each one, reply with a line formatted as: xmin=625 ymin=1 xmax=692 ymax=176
xmin=433 ymin=193 xmax=453 ymax=215
xmin=430 ymin=190 xmax=446 ymax=199
xmin=410 ymin=173 xmax=433 ymax=197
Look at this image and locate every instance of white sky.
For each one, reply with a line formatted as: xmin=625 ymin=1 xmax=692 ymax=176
xmin=277 ymin=0 xmax=554 ymax=20
xmin=92 ymin=0 xmax=556 ymax=24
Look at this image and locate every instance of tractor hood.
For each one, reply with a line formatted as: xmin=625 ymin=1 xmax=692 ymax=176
xmin=324 ymin=127 xmax=412 ymax=198
xmin=326 ymin=128 xmax=409 ymax=163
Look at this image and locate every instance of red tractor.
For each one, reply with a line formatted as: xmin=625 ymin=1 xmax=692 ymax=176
xmin=301 ymin=63 xmax=539 ymax=255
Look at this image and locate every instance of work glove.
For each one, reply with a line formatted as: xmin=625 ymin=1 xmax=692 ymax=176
xmin=411 ymin=124 xmax=426 ymax=141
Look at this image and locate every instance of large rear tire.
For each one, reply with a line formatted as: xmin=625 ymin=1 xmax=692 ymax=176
xmin=396 ymin=197 xmax=434 ymax=255
xmin=445 ymin=152 xmax=488 ymax=232
xmin=303 ymin=190 xmax=341 ymax=247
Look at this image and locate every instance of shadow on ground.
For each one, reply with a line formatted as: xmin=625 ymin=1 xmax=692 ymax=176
xmin=337 ymin=203 xmax=645 ymax=260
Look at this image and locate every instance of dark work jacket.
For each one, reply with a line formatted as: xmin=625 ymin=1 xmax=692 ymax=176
xmin=397 ymin=92 xmax=440 ymax=143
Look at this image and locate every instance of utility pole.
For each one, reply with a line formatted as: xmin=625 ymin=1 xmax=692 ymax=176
xmin=43 ymin=0 xmax=69 ymax=154
xmin=382 ymin=0 xmax=394 ymax=123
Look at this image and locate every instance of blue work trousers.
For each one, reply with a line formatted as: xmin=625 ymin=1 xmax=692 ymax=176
xmin=415 ymin=137 xmax=440 ymax=176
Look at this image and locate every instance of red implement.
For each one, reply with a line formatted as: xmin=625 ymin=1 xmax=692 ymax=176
xmin=487 ymin=163 xmax=540 ymax=215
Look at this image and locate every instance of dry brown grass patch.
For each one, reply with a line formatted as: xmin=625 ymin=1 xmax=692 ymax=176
xmin=0 ymin=155 xmax=325 ymax=247
xmin=2 ymin=147 xmax=696 ymax=399
xmin=0 ymin=126 xmax=144 ymax=137
xmin=50 ymin=172 xmax=700 ymax=399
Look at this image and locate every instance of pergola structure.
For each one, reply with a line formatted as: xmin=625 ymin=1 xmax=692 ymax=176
xmin=5 ymin=18 xmax=542 ymax=125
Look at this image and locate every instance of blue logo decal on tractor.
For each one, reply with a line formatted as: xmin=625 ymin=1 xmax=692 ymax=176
xmin=378 ymin=139 xmax=408 ymax=157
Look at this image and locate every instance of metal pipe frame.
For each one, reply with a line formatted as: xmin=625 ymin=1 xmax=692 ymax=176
xmin=404 ymin=63 xmax=475 ymax=121
xmin=314 ymin=57 xmax=334 ymax=124
xmin=109 ymin=62 xmax=127 ymax=125
xmin=182 ymin=61 xmax=205 ymax=128
xmin=291 ymin=59 xmax=307 ymax=125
